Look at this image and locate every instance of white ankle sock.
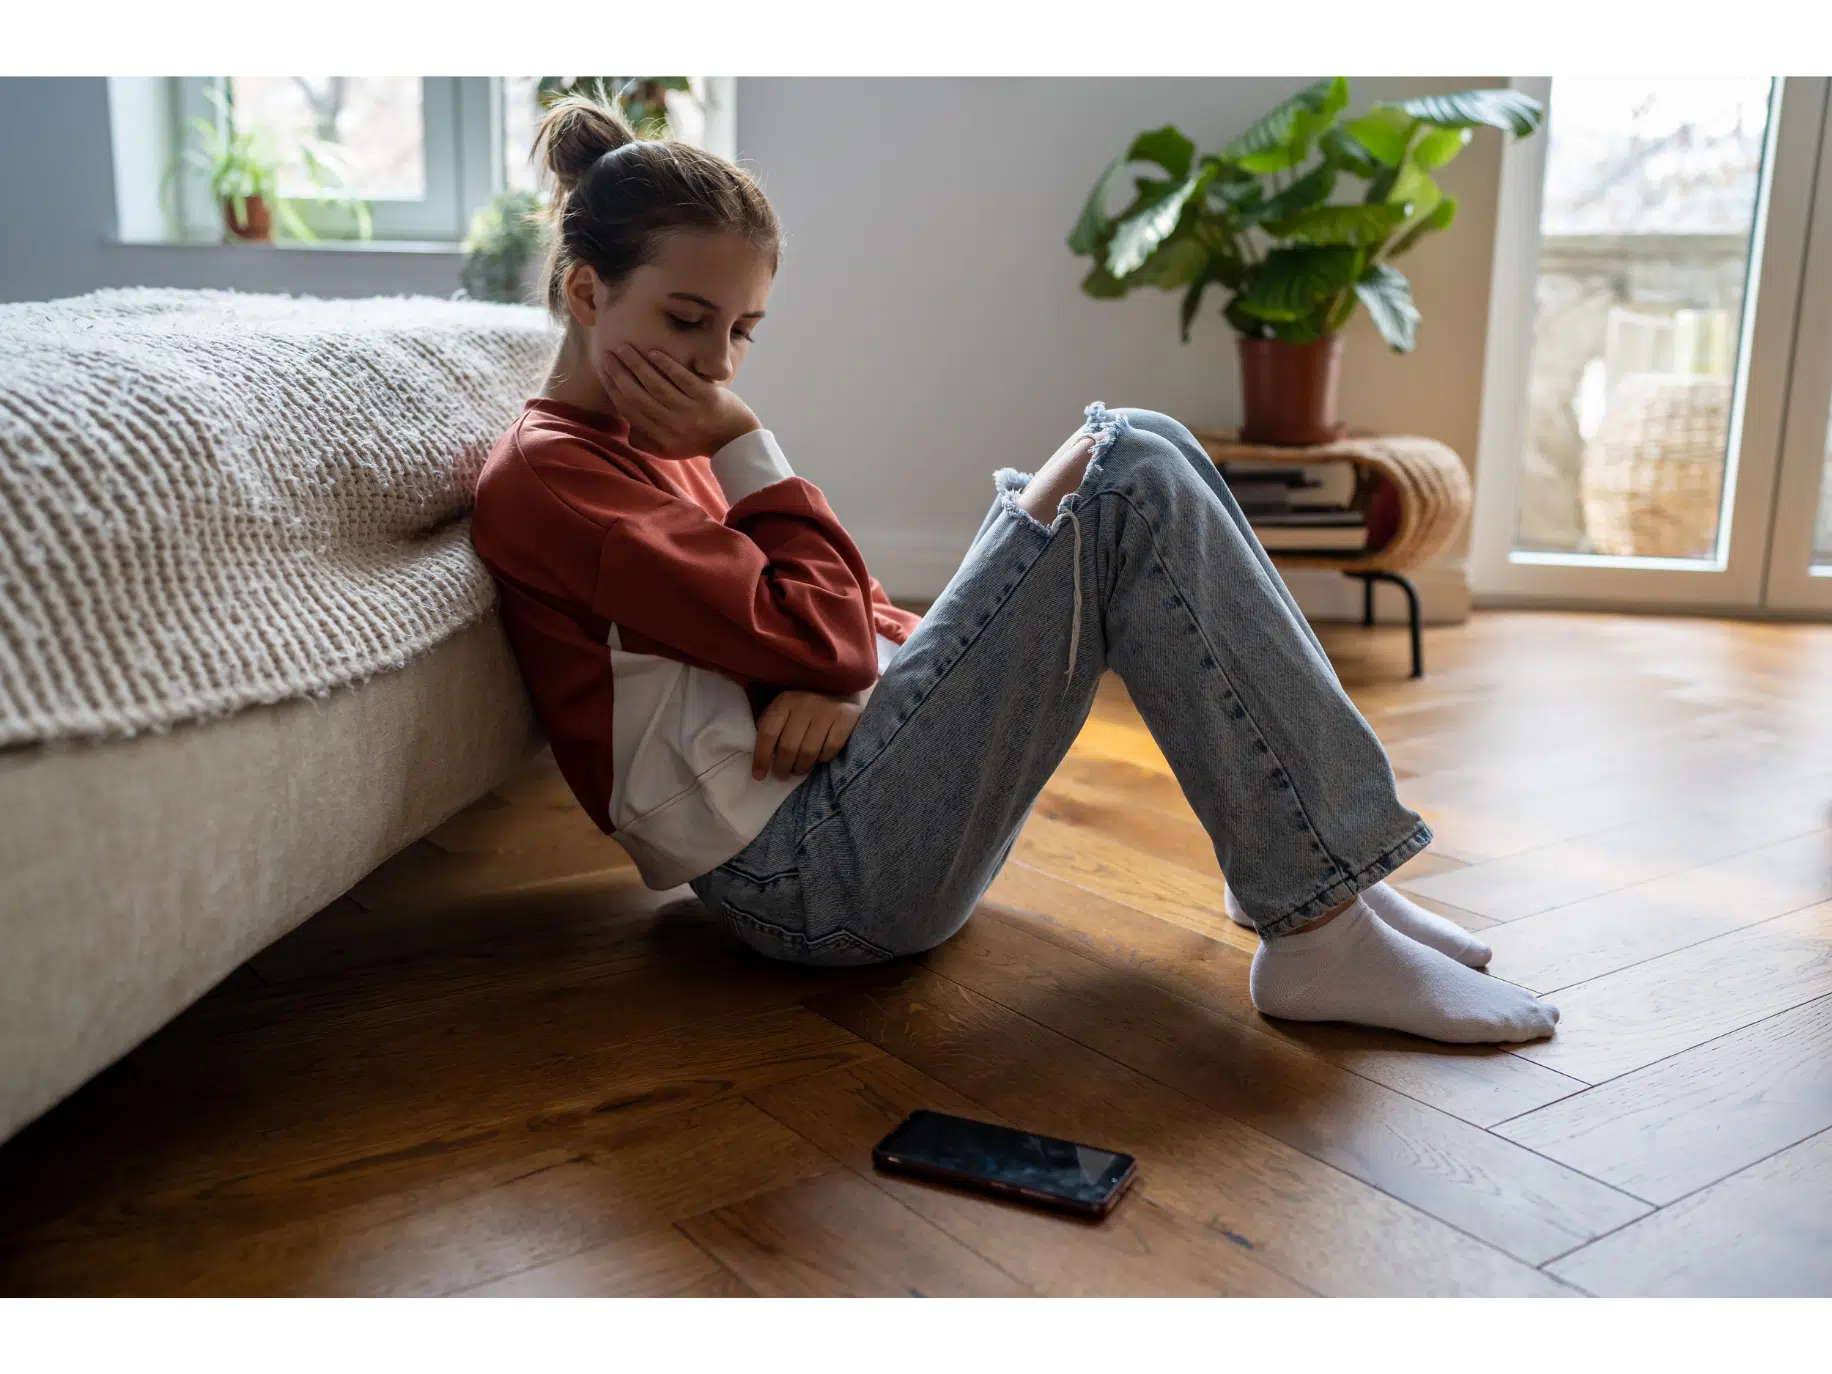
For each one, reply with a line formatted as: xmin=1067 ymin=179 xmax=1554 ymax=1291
xmin=1226 ymin=880 xmax=1492 ymax=968
xmin=1248 ymin=897 xmax=1558 ymax=1045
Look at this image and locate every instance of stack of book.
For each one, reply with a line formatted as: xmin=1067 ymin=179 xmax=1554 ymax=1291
xmin=1219 ymin=459 xmax=1368 ymax=554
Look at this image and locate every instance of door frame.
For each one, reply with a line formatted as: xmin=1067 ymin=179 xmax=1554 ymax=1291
xmin=1762 ymin=86 xmax=1832 ymax=612
xmin=1469 ymin=76 xmax=1831 ymax=615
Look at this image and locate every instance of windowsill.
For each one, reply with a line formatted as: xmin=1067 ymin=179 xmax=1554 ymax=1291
xmin=109 ymin=235 xmax=465 ymax=256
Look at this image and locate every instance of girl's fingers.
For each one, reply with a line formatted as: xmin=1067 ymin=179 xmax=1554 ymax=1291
xmin=645 ymin=350 xmax=708 ymax=396
xmin=793 ymin=716 xmax=831 ymax=775
xmin=617 ymin=344 xmax=683 ymax=401
xmin=753 ymin=699 xmax=789 ymax=780
xmin=603 ymin=345 xmax=657 ymax=406
xmin=602 ymin=351 xmax=653 ymax=412
xmin=773 ymin=709 xmax=815 ymax=779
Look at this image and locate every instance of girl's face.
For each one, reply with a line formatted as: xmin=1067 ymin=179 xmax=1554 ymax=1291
xmin=563 ymin=228 xmax=774 ymax=404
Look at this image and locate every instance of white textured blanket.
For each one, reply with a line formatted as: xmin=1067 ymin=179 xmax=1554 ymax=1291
xmin=0 ymin=287 xmax=556 ymax=748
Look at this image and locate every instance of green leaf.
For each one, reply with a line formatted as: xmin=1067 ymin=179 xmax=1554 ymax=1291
xmin=1340 ymin=106 xmax=1416 ymax=167
xmin=1125 ymin=125 xmax=1196 ymax=182
xmin=1214 ymin=178 xmax=1266 ymax=214
xmin=1395 ymin=88 xmax=1544 ymax=137
xmin=1226 ymin=297 xmax=1269 ymax=338
xmin=1267 ymin=202 xmax=1411 ymax=246
xmin=1187 ymin=210 xmax=1241 ymax=270
xmin=1069 ymin=127 xmax=1198 ymax=259
xmin=1236 ymin=245 xmax=1362 ymax=322
xmin=1197 ymin=152 xmax=1255 ymax=185
xmin=1222 ymin=77 xmax=1348 ymax=174
xmin=1319 ymin=128 xmax=1382 ymax=176
xmin=1133 ymin=234 xmax=1210 ymax=290
xmin=274 ymin=199 xmax=316 ymax=243
xmin=1356 ymin=264 xmax=1421 ymax=352
xmin=1068 ymin=151 xmax=1130 ymax=256
xmin=1257 ymin=162 xmax=1338 ymax=223
xmin=1412 ymin=126 xmax=1472 ymax=171
xmin=1080 ymin=260 xmax=1132 ymax=299
xmin=1385 ymin=195 xmax=1458 ymax=259
xmin=1387 ymin=162 xmax=1442 ymax=222
xmin=1105 ymin=164 xmax=1214 ymax=278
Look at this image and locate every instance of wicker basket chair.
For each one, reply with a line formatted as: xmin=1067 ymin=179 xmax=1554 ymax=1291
xmin=1580 ymin=373 xmax=1732 ymax=560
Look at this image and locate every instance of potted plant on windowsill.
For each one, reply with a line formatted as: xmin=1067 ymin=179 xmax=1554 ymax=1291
xmin=164 ymin=87 xmax=373 ymax=245
xmin=1069 ymin=79 xmax=1544 ymax=445
xmin=459 ymin=189 xmax=546 ymax=304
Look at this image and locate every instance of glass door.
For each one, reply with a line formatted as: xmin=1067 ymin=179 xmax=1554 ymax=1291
xmin=1471 ymin=76 xmax=1832 ymax=614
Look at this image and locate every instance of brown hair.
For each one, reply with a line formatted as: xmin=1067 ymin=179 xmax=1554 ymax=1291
xmin=531 ymin=90 xmax=782 ymax=318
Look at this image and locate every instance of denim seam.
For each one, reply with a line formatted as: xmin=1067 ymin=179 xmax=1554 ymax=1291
xmin=1255 ymin=819 xmax=1435 ymax=939
xmin=718 ymin=861 xmax=799 ymax=886
xmin=720 ymin=897 xmax=896 ymax=962
xmin=1102 ymin=483 xmax=1357 ymax=893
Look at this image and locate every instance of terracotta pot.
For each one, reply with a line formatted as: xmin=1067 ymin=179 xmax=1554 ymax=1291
xmin=223 ymin=194 xmax=274 ymax=243
xmin=1237 ymin=334 xmax=1347 ymax=446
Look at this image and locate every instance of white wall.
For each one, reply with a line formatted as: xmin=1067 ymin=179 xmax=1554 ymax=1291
xmin=732 ymin=76 xmax=1506 ymax=621
xmin=0 ymin=76 xmax=1506 ymax=620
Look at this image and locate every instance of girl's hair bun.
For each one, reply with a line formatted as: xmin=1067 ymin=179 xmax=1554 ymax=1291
xmin=533 ymin=91 xmax=638 ymax=196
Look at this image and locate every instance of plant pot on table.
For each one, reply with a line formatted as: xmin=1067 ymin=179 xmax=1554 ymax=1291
xmin=223 ymin=194 xmax=274 ymax=243
xmin=1237 ymin=334 xmax=1347 ymax=447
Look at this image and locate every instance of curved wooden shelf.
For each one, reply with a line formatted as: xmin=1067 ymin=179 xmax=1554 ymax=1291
xmin=1191 ymin=428 xmax=1474 ymax=678
xmin=1191 ymin=428 xmax=1473 ymax=575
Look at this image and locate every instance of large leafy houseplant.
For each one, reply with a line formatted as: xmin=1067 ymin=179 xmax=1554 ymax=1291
xmin=1069 ymin=79 xmax=1543 ymax=442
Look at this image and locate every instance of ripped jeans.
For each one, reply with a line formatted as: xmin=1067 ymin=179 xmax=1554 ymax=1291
xmin=687 ymin=404 xmax=1432 ymax=964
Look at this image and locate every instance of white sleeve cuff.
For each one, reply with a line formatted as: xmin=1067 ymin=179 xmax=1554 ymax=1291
xmin=710 ymin=428 xmax=795 ymax=502
xmin=875 ymin=632 xmax=903 ymax=675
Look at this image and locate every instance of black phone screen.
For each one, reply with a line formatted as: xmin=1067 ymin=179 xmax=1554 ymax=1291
xmin=872 ymin=1109 xmax=1137 ymax=1215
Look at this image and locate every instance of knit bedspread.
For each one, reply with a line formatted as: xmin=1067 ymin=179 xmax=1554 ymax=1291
xmin=0 ymin=287 xmax=556 ymax=748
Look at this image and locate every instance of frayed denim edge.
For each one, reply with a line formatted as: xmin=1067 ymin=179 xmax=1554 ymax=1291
xmin=992 ymin=400 xmax=1134 ymax=535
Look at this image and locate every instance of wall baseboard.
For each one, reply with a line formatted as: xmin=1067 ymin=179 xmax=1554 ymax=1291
xmin=854 ymin=527 xmax=1471 ymax=626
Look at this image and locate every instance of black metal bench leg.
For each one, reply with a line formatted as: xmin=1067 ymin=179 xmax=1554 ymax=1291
xmin=1344 ymin=571 xmax=1425 ymax=678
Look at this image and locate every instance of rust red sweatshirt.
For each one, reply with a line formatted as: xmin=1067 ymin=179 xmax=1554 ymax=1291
xmin=471 ymin=398 xmax=921 ymax=888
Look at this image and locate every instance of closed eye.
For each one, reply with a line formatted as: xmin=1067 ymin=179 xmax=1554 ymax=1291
xmin=667 ymin=314 xmax=754 ymax=342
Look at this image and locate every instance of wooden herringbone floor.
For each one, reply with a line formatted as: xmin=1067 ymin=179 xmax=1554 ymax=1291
xmin=3 ymin=610 xmax=1831 ymax=1296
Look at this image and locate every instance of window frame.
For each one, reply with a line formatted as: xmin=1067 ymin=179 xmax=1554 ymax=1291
xmin=163 ymin=76 xmax=736 ymax=247
xmin=172 ymin=76 xmax=498 ymax=243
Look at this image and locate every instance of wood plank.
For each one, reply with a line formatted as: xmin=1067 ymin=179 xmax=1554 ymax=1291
xmin=0 ymin=1006 xmax=881 ymax=1258
xmin=985 ymin=860 xmax=1585 ymax=1128
xmin=750 ymin=1057 xmax=1311 ymax=1297
xmin=456 ymin=1224 xmax=752 ymax=1297
xmin=1513 ymin=900 xmax=1832 ymax=1084
xmin=1397 ymin=891 xmax=1498 ymax=933
xmin=0 ymin=1099 xmax=835 ymax=1297
xmin=922 ymin=908 xmax=1648 ymax=1264
xmin=1495 ymin=994 xmax=1832 ymax=1205
xmin=1545 ymin=1126 xmax=1832 ymax=1296
xmin=1011 ymin=813 xmax=1257 ymax=954
xmin=679 ymin=1170 xmax=1034 ymax=1297
xmin=805 ymin=966 xmax=1574 ymax=1296
xmin=1484 ymin=828 xmax=1832 ymax=993
xmin=1400 ymin=805 xmax=1826 ymax=926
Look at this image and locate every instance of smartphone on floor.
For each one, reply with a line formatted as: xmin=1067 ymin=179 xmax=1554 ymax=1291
xmin=871 ymin=1109 xmax=1137 ymax=1219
